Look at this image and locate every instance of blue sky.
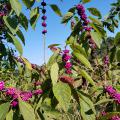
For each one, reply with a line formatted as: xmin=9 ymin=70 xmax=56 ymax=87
xmin=22 ymin=0 xmax=116 ymax=65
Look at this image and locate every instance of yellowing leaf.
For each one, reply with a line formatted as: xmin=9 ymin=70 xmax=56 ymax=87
xmin=21 ymin=57 xmax=32 ymax=70
xmin=19 ymin=98 xmax=36 ymax=120
xmin=50 ymin=62 xmax=59 ymax=86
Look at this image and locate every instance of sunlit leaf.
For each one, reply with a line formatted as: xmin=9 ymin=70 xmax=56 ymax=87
xmin=50 ymin=4 xmax=62 ymax=17
xmin=10 ymin=0 xmax=22 ymax=16
xmin=53 ymin=81 xmax=71 ymax=111
xmin=80 ymin=69 xmax=95 ymax=86
xmin=61 ymin=12 xmax=73 ymax=23
xmin=0 ymin=102 xmax=10 ymax=120
xmin=50 ymin=62 xmax=59 ymax=86
xmin=88 ymin=7 xmax=102 ymax=18
xmin=73 ymin=52 xmax=93 ymax=70
xmin=19 ymin=98 xmax=36 ymax=120
xmin=8 ymin=33 xmax=23 ymax=55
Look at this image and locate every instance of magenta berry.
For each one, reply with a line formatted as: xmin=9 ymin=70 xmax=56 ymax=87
xmin=105 ymin=86 xmax=120 ymax=104
xmin=42 ymin=30 xmax=47 ymax=34
xmin=63 ymin=50 xmax=69 ymax=54
xmin=111 ymin=116 xmax=120 ymax=120
xmin=34 ymin=81 xmax=42 ymax=86
xmin=11 ymin=101 xmax=18 ymax=107
xmin=62 ymin=49 xmax=72 ymax=74
xmin=104 ymin=55 xmax=109 ymax=65
xmin=42 ymin=22 xmax=47 ymax=27
xmin=41 ymin=15 xmax=47 ymax=20
xmin=66 ymin=69 xmax=72 ymax=74
xmin=33 ymin=89 xmax=43 ymax=95
xmin=6 ymin=88 xmax=16 ymax=96
xmin=20 ymin=91 xmax=32 ymax=101
xmin=76 ymin=4 xmax=93 ymax=32
xmin=0 ymin=81 xmax=4 ymax=91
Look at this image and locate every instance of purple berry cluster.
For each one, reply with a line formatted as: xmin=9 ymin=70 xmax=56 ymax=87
xmin=86 ymin=33 xmax=96 ymax=49
xmin=76 ymin=4 xmax=97 ymax=49
xmin=0 ymin=3 xmax=11 ymax=17
xmin=62 ymin=50 xmax=72 ymax=74
xmin=41 ymin=0 xmax=47 ymax=34
xmin=105 ymin=86 xmax=120 ymax=104
xmin=76 ymin=4 xmax=92 ymax=32
xmin=104 ymin=55 xmax=109 ymax=65
xmin=0 ymin=81 xmax=43 ymax=107
xmin=103 ymin=55 xmax=109 ymax=71
xmin=89 ymin=37 xmax=97 ymax=49
xmin=111 ymin=116 xmax=120 ymax=120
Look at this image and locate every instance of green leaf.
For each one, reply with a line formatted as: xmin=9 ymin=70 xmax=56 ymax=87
xmin=30 ymin=7 xmax=39 ymax=18
xmin=73 ymin=52 xmax=93 ymax=70
xmin=48 ymin=44 xmax=60 ymax=48
xmin=53 ymin=82 xmax=71 ymax=111
xmin=61 ymin=12 xmax=73 ymax=23
xmin=116 ymin=49 xmax=120 ymax=62
xmin=90 ymin=31 xmax=102 ymax=48
xmin=88 ymin=8 xmax=101 ymax=18
xmin=95 ymin=99 xmax=113 ymax=106
xmin=107 ymin=24 xmax=114 ymax=33
xmin=22 ymin=0 xmax=35 ymax=8
xmin=66 ymin=35 xmax=76 ymax=45
xmin=70 ymin=43 xmax=87 ymax=58
xmin=89 ymin=16 xmax=102 ymax=26
xmin=21 ymin=57 xmax=32 ymax=70
xmin=19 ymin=13 xmax=28 ymax=31
xmin=8 ymin=33 xmax=23 ymax=55
xmin=47 ymin=52 xmax=59 ymax=69
xmin=90 ymin=23 xmax=105 ymax=37
xmin=79 ymin=91 xmax=96 ymax=114
xmin=50 ymin=62 xmax=59 ymax=86
xmin=110 ymin=46 xmax=116 ymax=63
xmin=50 ymin=4 xmax=62 ymax=17
xmin=6 ymin=109 xmax=13 ymax=120
xmin=30 ymin=7 xmax=40 ymax=30
xmin=0 ymin=102 xmax=10 ymax=120
xmin=17 ymin=29 xmax=25 ymax=45
xmin=80 ymin=69 xmax=95 ymax=86
xmin=10 ymin=0 xmax=22 ymax=16
xmin=19 ymin=98 xmax=36 ymax=120
xmin=114 ymin=32 xmax=120 ymax=46
xmin=78 ymin=92 xmax=96 ymax=120
xmin=82 ymin=0 xmax=91 ymax=3
xmin=3 ymin=16 xmax=18 ymax=34
xmin=112 ymin=19 xmax=118 ymax=28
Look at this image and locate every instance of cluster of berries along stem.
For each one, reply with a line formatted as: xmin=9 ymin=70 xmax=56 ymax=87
xmin=76 ymin=4 xmax=96 ymax=49
xmin=62 ymin=49 xmax=72 ymax=74
xmin=105 ymin=86 xmax=120 ymax=104
xmin=101 ymin=111 xmax=120 ymax=120
xmin=0 ymin=2 xmax=11 ymax=17
xmin=0 ymin=2 xmax=11 ymax=28
xmin=41 ymin=0 xmax=47 ymax=34
xmin=111 ymin=116 xmax=120 ymax=120
xmin=0 ymin=81 xmax=43 ymax=107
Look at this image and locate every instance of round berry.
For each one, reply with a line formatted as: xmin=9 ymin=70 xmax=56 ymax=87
xmin=41 ymin=15 xmax=47 ymax=20
xmin=42 ymin=22 xmax=47 ymax=27
xmin=42 ymin=9 xmax=46 ymax=14
xmin=41 ymin=2 xmax=46 ymax=6
xmin=42 ymin=30 xmax=47 ymax=34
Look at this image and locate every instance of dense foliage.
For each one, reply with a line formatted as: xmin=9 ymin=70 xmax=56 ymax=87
xmin=0 ymin=0 xmax=120 ymax=120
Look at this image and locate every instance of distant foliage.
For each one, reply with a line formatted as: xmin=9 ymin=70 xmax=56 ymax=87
xmin=0 ymin=0 xmax=120 ymax=120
